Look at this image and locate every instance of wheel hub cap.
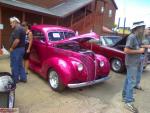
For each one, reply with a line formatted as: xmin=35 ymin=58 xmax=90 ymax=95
xmin=49 ymin=71 xmax=59 ymax=89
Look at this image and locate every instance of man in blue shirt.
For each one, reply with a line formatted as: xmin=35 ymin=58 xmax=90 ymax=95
xmin=122 ymin=21 xmax=145 ymax=112
xmin=9 ymin=17 xmax=27 ymax=84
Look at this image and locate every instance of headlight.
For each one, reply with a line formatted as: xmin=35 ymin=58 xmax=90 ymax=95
xmin=100 ymin=61 xmax=104 ymax=67
xmin=77 ymin=64 xmax=83 ymax=72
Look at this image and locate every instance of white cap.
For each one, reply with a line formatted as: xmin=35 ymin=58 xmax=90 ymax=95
xmin=10 ymin=17 xmax=20 ymax=23
xmin=131 ymin=21 xmax=145 ymax=30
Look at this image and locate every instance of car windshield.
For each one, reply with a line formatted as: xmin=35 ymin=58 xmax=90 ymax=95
xmin=64 ymin=32 xmax=75 ymax=38
xmin=48 ymin=31 xmax=75 ymax=41
xmin=103 ymin=36 xmax=122 ymax=46
xmin=48 ymin=32 xmax=64 ymax=41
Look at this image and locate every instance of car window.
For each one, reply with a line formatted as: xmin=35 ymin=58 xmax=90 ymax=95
xmin=88 ymin=39 xmax=100 ymax=44
xmin=48 ymin=32 xmax=64 ymax=41
xmin=99 ymin=37 xmax=106 ymax=45
xmin=104 ymin=37 xmax=114 ymax=46
xmin=32 ymin=30 xmax=45 ymax=42
xmin=64 ymin=32 xmax=75 ymax=38
xmin=103 ymin=36 xmax=122 ymax=46
xmin=99 ymin=39 xmax=103 ymax=45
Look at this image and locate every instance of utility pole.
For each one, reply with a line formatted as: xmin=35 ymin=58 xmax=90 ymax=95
xmin=123 ymin=17 xmax=126 ymax=36
xmin=117 ymin=17 xmax=120 ymax=29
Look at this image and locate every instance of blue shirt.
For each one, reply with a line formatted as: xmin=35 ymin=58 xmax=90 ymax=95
xmin=10 ymin=25 xmax=26 ymax=48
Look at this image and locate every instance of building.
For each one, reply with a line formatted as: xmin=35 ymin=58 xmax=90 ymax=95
xmin=0 ymin=0 xmax=117 ymax=49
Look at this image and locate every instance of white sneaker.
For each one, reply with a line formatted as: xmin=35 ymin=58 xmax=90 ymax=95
xmin=124 ymin=103 xmax=138 ymax=113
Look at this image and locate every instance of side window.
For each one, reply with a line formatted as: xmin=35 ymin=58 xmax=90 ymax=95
xmin=88 ymin=39 xmax=99 ymax=44
xmin=32 ymin=30 xmax=45 ymax=42
xmin=99 ymin=39 xmax=103 ymax=45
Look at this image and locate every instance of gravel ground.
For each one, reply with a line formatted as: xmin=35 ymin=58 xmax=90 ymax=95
xmin=0 ymin=58 xmax=150 ymax=113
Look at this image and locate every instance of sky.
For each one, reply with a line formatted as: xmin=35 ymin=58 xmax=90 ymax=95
xmin=114 ymin=0 xmax=150 ymax=27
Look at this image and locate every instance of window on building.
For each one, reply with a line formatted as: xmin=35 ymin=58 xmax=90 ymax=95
xmin=100 ymin=7 xmax=104 ymax=13
xmin=109 ymin=10 xmax=112 ymax=17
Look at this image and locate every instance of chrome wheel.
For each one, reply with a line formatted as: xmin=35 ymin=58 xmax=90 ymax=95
xmin=111 ymin=59 xmax=122 ymax=72
xmin=9 ymin=91 xmax=15 ymax=108
xmin=49 ymin=71 xmax=59 ymax=89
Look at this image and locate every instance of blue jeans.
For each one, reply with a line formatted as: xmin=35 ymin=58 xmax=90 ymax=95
xmin=122 ymin=65 xmax=137 ymax=103
xmin=136 ymin=55 xmax=144 ymax=87
xmin=10 ymin=47 xmax=26 ymax=83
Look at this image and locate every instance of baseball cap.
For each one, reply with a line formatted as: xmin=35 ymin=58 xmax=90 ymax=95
xmin=10 ymin=17 xmax=20 ymax=23
xmin=131 ymin=21 xmax=145 ymax=30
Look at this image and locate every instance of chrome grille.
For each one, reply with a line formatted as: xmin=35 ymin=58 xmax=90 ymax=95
xmin=80 ymin=55 xmax=96 ymax=81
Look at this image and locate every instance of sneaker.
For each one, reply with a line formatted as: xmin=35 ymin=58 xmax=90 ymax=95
xmin=124 ymin=103 xmax=138 ymax=113
xmin=134 ymin=86 xmax=144 ymax=91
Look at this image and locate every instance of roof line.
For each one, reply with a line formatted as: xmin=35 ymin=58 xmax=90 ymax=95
xmin=111 ymin=0 xmax=118 ymax=9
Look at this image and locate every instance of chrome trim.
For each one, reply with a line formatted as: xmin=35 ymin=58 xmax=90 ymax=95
xmin=68 ymin=76 xmax=110 ymax=88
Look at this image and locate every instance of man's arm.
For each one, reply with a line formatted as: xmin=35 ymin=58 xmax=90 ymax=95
xmin=124 ymin=47 xmax=145 ymax=54
xmin=27 ymin=32 xmax=33 ymax=53
xmin=10 ymin=28 xmax=21 ymax=52
xmin=10 ymin=38 xmax=20 ymax=52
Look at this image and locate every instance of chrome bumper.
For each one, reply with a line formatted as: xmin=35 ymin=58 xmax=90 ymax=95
xmin=68 ymin=76 xmax=110 ymax=88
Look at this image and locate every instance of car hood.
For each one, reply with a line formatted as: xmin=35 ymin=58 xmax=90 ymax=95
xmin=67 ymin=32 xmax=99 ymax=43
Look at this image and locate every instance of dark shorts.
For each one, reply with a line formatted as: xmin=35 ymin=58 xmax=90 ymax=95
xmin=23 ymin=43 xmax=30 ymax=60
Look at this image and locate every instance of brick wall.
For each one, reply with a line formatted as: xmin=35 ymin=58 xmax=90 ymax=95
xmin=0 ymin=5 xmax=59 ymax=49
xmin=0 ymin=0 xmax=117 ymax=48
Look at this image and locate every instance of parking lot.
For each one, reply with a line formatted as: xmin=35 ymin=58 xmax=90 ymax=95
xmin=0 ymin=58 xmax=150 ymax=113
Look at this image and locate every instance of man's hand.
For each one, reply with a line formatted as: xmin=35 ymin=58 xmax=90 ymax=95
xmin=9 ymin=48 xmax=13 ymax=52
xmin=141 ymin=44 xmax=150 ymax=48
xmin=26 ymin=49 xmax=30 ymax=53
xmin=139 ymin=48 xmax=145 ymax=53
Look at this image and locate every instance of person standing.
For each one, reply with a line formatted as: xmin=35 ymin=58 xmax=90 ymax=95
xmin=122 ymin=21 xmax=145 ymax=112
xmin=22 ymin=21 xmax=33 ymax=74
xmin=134 ymin=26 xmax=150 ymax=90
xmin=9 ymin=17 xmax=27 ymax=84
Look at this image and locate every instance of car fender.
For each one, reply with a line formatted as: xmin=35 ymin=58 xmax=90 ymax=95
xmin=42 ymin=57 xmax=76 ymax=85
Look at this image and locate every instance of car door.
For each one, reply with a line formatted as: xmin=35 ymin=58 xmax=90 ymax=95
xmin=30 ymin=29 xmax=48 ymax=68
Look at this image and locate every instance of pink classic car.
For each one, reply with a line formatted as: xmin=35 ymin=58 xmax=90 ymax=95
xmin=29 ymin=25 xmax=110 ymax=92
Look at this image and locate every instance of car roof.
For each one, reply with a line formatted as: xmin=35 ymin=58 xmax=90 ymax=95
xmin=31 ymin=24 xmax=75 ymax=32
